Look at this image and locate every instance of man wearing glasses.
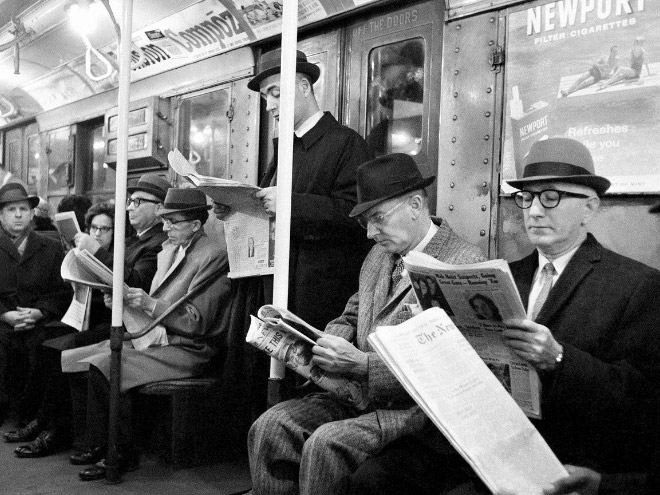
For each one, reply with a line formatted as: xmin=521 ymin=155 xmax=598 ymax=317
xmin=247 ymin=153 xmax=485 ymax=495
xmin=349 ymin=138 xmax=660 ymax=495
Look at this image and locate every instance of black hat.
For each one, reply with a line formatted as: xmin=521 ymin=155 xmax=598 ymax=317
xmin=247 ymin=48 xmax=320 ymax=92
xmin=156 ymin=188 xmax=211 ymax=216
xmin=0 ymin=182 xmax=40 ymax=209
xmin=349 ymin=154 xmax=435 ymax=217
xmin=127 ymin=174 xmax=171 ymax=201
xmin=506 ymin=137 xmax=611 ymax=196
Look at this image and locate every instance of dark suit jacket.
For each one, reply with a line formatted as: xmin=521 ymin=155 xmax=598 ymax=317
xmin=0 ymin=230 xmax=71 ymax=322
xmin=511 ymin=233 xmax=660 ymax=473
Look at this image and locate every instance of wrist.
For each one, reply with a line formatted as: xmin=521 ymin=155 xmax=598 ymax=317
xmin=549 ymin=344 xmax=564 ymax=371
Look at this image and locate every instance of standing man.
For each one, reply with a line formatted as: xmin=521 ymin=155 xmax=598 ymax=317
xmin=215 ymin=48 xmax=373 ymax=437
xmin=247 ymin=154 xmax=485 ymax=495
xmin=0 ymin=183 xmax=71 ymax=425
xmin=349 ymin=138 xmax=660 ymax=494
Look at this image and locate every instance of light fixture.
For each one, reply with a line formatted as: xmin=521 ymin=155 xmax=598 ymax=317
xmin=64 ymin=0 xmax=97 ymax=35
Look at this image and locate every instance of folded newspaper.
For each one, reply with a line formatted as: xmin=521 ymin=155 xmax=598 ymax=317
xmin=60 ymin=249 xmax=168 ymax=350
xmin=246 ymin=305 xmax=369 ymax=411
xmin=168 ymin=149 xmax=274 ymax=279
xmin=369 ymin=308 xmax=567 ymax=494
xmin=402 ymin=251 xmax=541 ymax=418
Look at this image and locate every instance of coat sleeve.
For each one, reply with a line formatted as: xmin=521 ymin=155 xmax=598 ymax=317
xmin=152 ymin=249 xmax=230 ymax=338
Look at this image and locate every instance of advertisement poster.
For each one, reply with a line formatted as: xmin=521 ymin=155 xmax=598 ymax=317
xmin=502 ymin=1 xmax=660 ymax=193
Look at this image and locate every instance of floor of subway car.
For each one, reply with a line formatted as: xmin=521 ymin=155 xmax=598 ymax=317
xmin=0 ymin=419 xmax=252 ymax=495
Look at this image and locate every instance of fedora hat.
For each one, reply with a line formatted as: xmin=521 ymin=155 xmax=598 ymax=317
xmin=349 ymin=153 xmax=435 ymax=217
xmin=127 ymin=173 xmax=171 ymax=201
xmin=156 ymin=188 xmax=211 ymax=216
xmin=0 ymin=182 xmax=39 ymax=209
xmin=247 ymin=48 xmax=320 ymax=92
xmin=507 ymin=137 xmax=611 ymax=196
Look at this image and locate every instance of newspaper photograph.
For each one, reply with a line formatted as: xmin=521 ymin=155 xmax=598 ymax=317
xmin=169 ymin=149 xmax=274 ymax=278
xmin=403 ymin=251 xmax=541 ymax=418
xmin=246 ymin=306 xmax=369 ymax=411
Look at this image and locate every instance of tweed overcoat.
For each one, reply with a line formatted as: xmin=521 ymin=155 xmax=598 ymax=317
xmin=64 ymin=230 xmax=231 ymax=391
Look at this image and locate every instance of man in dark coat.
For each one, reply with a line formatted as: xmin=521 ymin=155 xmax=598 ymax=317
xmin=349 ymin=138 xmax=660 ymax=494
xmin=0 ymin=183 xmax=71 ymax=425
xmin=214 ymin=49 xmax=373 ymax=441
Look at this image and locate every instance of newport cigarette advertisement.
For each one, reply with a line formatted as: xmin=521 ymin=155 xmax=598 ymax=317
xmin=502 ymin=0 xmax=660 ymax=193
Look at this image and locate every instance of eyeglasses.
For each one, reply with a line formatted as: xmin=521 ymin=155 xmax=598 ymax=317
xmin=357 ymin=198 xmax=408 ymax=229
xmin=90 ymin=225 xmax=113 ymax=234
xmin=162 ymin=217 xmax=192 ymax=228
xmin=512 ymin=189 xmax=591 ymax=209
xmin=126 ymin=197 xmax=160 ymax=208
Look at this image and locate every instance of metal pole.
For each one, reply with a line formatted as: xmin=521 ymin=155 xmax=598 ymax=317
xmin=268 ymin=0 xmax=298 ymax=406
xmin=106 ymin=0 xmax=133 ymax=484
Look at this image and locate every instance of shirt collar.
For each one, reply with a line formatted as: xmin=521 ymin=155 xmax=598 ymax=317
xmin=537 ymin=243 xmax=581 ymax=280
xmin=294 ymin=111 xmax=324 ymax=138
xmin=410 ymin=223 xmax=438 ymax=254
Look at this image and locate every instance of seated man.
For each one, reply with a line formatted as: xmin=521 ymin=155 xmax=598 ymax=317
xmin=62 ymin=188 xmax=231 ymax=481
xmin=0 ymin=183 xmax=71 ymax=425
xmin=4 ymin=174 xmax=171 ymax=458
xmin=350 ymin=138 xmax=660 ymax=494
xmin=247 ymin=153 xmax=485 ymax=495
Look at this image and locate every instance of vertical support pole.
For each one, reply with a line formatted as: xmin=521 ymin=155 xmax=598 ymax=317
xmin=268 ymin=0 xmax=298 ymax=406
xmin=105 ymin=0 xmax=132 ymax=484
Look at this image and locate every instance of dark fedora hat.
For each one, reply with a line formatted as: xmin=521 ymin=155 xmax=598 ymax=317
xmin=349 ymin=153 xmax=435 ymax=217
xmin=127 ymin=173 xmax=171 ymax=202
xmin=156 ymin=188 xmax=211 ymax=216
xmin=0 ymin=182 xmax=39 ymax=209
xmin=247 ymin=48 xmax=320 ymax=92
xmin=507 ymin=137 xmax=611 ymax=196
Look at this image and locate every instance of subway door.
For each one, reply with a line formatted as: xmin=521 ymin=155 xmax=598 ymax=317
xmin=258 ymin=31 xmax=341 ymax=178
xmin=345 ymin=1 xmax=443 ymax=213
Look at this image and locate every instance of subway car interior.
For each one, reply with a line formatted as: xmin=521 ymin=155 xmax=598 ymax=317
xmin=0 ymin=0 xmax=659 ymax=493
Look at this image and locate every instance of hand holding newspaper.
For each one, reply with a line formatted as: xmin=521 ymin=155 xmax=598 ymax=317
xmin=246 ymin=305 xmax=369 ymax=411
xmin=60 ymin=248 xmax=168 ymax=350
xmin=369 ymin=308 xmax=567 ymax=495
xmin=54 ymin=211 xmax=81 ymax=246
xmin=403 ymin=251 xmax=541 ymax=418
xmin=168 ymin=148 xmax=274 ymax=278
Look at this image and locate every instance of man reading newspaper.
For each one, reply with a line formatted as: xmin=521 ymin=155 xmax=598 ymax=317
xmin=247 ymin=153 xmax=485 ymax=495
xmin=350 ymin=138 xmax=660 ymax=495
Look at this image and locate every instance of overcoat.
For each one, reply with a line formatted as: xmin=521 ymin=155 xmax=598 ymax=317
xmin=64 ymin=230 xmax=231 ymax=392
xmin=511 ymin=233 xmax=660 ymax=473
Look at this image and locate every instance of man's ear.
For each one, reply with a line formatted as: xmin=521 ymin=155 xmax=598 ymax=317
xmin=581 ymin=196 xmax=600 ymax=226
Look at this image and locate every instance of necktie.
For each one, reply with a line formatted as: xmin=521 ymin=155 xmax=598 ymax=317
xmin=531 ymin=262 xmax=556 ymax=321
xmin=391 ymin=255 xmax=405 ymax=288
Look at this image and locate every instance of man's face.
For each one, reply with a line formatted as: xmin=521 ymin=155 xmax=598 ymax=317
xmin=127 ymin=191 xmax=162 ymax=231
xmin=162 ymin=215 xmax=199 ymax=247
xmin=363 ymin=196 xmax=415 ymax=254
xmin=522 ymin=181 xmax=597 ymax=257
xmin=0 ymin=200 xmax=33 ymax=237
xmin=259 ymin=73 xmax=309 ymax=129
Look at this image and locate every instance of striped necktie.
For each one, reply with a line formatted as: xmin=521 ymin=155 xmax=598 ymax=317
xmin=531 ymin=262 xmax=556 ymax=321
xmin=391 ymin=255 xmax=405 ymax=288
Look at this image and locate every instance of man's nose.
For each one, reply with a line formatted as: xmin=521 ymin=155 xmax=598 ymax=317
xmin=265 ymin=95 xmax=278 ymax=113
xmin=528 ymin=196 xmax=546 ymax=216
xmin=366 ymin=222 xmax=378 ymax=239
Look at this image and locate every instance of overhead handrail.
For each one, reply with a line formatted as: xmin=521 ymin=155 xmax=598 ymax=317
xmin=0 ymin=95 xmax=18 ymax=119
xmin=79 ymin=31 xmax=115 ymax=82
xmin=97 ymin=0 xmax=146 ymax=70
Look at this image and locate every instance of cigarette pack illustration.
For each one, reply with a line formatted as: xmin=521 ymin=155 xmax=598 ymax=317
xmin=509 ymin=86 xmax=550 ymax=178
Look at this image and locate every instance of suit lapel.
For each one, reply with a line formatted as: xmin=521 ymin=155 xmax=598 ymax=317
xmin=536 ymin=236 xmax=599 ymax=325
xmin=0 ymin=235 xmax=20 ymax=262
xmin=19 ymin=231 xmax=40 ymax=264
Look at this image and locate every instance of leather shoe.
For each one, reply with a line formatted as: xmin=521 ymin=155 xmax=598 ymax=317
xmin=70 ymin=446 xmax=105 ymax=465
xmin=4 ymin=419 xmax=41 ymax=443
xmin=14 ymin=429 xmax=69 ymax=458
xmin=79 ymin=450 xmax=140 ymax=481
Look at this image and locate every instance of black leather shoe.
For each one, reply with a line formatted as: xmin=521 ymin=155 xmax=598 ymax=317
xmin=79 ymin=451 xmax=140 ymax=481
xmin=3 ymin=419 xmax=41 ymax=443
xmin=70 ymin=446 xmax=106 ymax=465
xmin=14 ymin=429 xmax=68 ymax=458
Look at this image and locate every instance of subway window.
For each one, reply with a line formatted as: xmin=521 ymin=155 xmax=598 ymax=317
xmin=46 ymin=127 xmax=72 ymax=191
xmin=26 ymin=133 xmax=41 ymax=186
xmin=90 ymin=123 xmax=115 ymax=192
xmin=366 ymin=38 xmax=425 ymax=157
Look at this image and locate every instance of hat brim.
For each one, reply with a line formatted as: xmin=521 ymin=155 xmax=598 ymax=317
xmin=0 ymin=196 xmax=40 ymax=209
xmin=506 ymin=174 xmax=611 ymax=197
xmin=349 ymin=176 xmax=436 ymax=217
xmin=157 ymin=204 xmax=212 ymax=216
xmin=247 ymin=62 xmax=321 ymax=92
xmin=127 ymin=185 xmax=166 ymax=202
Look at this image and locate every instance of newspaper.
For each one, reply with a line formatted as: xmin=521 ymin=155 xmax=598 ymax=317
xmin=54 ymin=211 xmax=80 ymax=245
xmin=369 ymin=308 xmax=567 ymax=495
xmin=168 ymin=149 xmax=274 ymax=278
xmin=60 ymin=249 xmax=168 ymax=350
xmin=246 ymin=305 xmax=369 ymax=411
xmin=403 ymin=251 xmax=541 ymax=419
